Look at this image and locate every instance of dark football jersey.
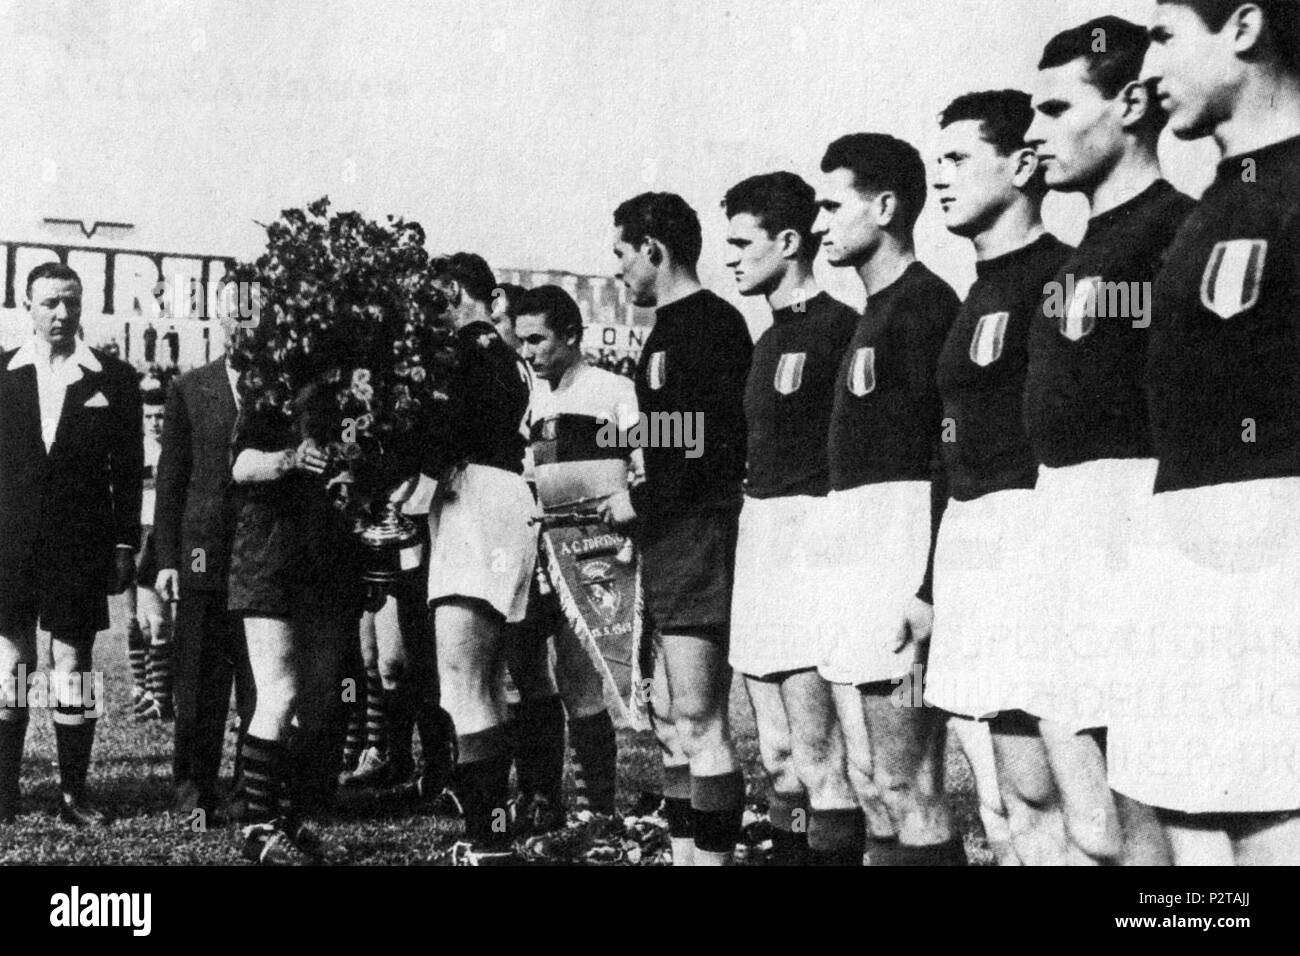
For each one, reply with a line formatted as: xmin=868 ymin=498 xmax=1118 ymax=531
xmin=1147 ymin=135 xmax=1300 ymax=493
xmin=937 ymin=233 xmax=1072 ymax=501
xmin=1026 ymin=180 xmax=1194 ymax=468
xmin=632 ymin=289 xmax=753 ymax=522
xmin=744 ymin=292 xmax=856 ymax=499
xmin=828 ymin=262 xmax=959 ymax=492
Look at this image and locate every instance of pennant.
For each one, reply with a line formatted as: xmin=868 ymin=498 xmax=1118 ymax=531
xmin=542 ymin=518 xmax=647 ymax=729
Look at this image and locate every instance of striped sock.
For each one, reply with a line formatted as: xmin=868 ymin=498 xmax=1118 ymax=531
xmin=569 ymin=709 xmax=617 ymax=815
xmin=146 ymin=643 xmax=173 ymax=714
xmin=364 ymin=663 xmax=386 ymax=754
xmin=342 ymin=684 xmax=366 ymax=771
xmin=126 ymin=620 xmax=148 ymax=701
xmin=241 ymin=735 xmax=286 ymax=824
xmin=662 ymin=763 xmax=694 ymax=865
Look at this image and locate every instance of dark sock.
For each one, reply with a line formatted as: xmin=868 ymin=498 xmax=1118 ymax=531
xmin=767 ymin=789 xmax=809 ymax=866
xmin=241 ymin=734 xmax=287 ymax=824
xmin=364 ymin=662 xmax=386 ymax=754
xmin=569 ymin=710 xmax=617 ymax=816
xmin=52 ymin=711 xmax=97 ymax=800
xmin=691 ymin=771 xmax=745 ymax=855
xmin=458 ymin=727 xmax=511 ymax=850
xmin=662 ymin=764 xmax=693 ymax=840
xmin=127 ymin=621 xmax=148 ymax=697
xmin=865 ymin=834 xmax=900 ymax=866
xmin=869 ymin=836 xmax=967 ymax=866
xmin=514 ymin=695 xmax=566 ymax=805
xmin=0 ymin=715 xmax=29 ymax=818
xmin=807 ymin=808 xmax=866 ymax=866
xmin=502 ymin=701 xmax=522 ymax=787
xmin=147 ymin=642 xmax=173 ymax=711
xmin=388 ymin=697 xmax=415 ymax=778
xmin=417 ymin=703 xmax=456 ymax=790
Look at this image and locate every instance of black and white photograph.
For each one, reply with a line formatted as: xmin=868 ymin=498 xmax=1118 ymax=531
xmin=0 ymin=0 xmax=1296 ymax=918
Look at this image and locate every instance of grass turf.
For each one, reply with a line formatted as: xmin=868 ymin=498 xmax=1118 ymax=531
xmin=0 ymin=599 xmax=991 ymax=865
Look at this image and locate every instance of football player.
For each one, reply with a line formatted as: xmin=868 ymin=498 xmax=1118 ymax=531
xmin=925 ymin=89 xmax=1073 ymax=865
xmin=723 ymin=171 xmax=860 ymax=865
xmin=601 ymin=192 xmax=754 ymax=866
xmin=1022 ymin=16 xmax=1194 ymax=865
xmin=1110 ymin=0 xmax=1300 ymax=865
xmin=813 ymin=134 xmax=966 ymax=865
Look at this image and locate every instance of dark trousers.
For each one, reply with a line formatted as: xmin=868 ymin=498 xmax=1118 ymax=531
xmin=172 ymin=589 xmax=255 ymax=806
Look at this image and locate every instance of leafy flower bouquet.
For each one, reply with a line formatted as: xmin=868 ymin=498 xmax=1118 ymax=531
xmin=226 ymin=197 xmax=454 ymax=586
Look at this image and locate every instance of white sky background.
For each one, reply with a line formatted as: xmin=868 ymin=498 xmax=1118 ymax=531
xmin=0 ymin=0 xmax=1219 ymax=329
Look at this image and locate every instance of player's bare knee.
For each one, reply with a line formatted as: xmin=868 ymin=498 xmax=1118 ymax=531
xmin=1062 ymin=805 xmax=1122 ymax=861
xmin=674 ymin=711 xmax=724 ymax=758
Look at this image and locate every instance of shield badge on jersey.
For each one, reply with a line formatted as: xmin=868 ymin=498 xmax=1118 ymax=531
xmin=969 ymin=312 xmax=1009 ymax=367
xmin=1061 ymin=276 xmax=1101 ymax=342
xmin=847 ymin=346 xmax=876 ymax=397
xmin=646 ymin=351 xmax=667 ymax=390
xmin=1201 ymin=239 xmax=1268 ymax=320
xmin=774 ymin=352 xmax=807 ymax=395
xmin=541 ymin=417 xmax=558 ymax=442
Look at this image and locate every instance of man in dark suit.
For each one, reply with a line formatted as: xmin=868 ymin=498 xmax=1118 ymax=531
xmin=154 ymin=320 xmax=254 ymax=819
xmin=0 ymin=262 xmax=142 ymax=826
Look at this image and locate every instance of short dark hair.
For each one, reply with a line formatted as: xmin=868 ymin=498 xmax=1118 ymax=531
xmin=142 ymin=387 xmax=166 ymax=407
xmin=1040 ymin=17 xmax=1168 ymax=132
xmin=722 ymin=172 xmax=820 ymax=261
xmin=515 ymin=285 xmax=584 ymax=345
xmin=613 ymin=192 xmax=703 ymax=269
xmin=940 ymin=90 xmax=1037 ymax=155
xmin=1157 ymin=0 xmax=1300 ymax=72
xmin=26 ymin=262 xmax=82 ymax=297
xmin=819 ymin=133 xmax=928 ymax=233
xmin=430 ymin=252 xmax=496 ymax=304
xmin=939 ymin=90 xmax=1048 ymax=194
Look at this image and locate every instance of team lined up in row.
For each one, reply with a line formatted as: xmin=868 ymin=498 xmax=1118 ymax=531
xmin=583 ymin=1 xmax=1299 ymax=867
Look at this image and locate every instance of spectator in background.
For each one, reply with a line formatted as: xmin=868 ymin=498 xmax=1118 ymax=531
xmin=126 ymin=381 xmax=174 ymax=721
xmin=164 ymin=325 xmax=180 ymax=367
xmin=144 ymin=323 xmax=158 ymax=365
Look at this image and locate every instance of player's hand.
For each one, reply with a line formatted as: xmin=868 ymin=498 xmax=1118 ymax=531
xmin=387 ymin=476 xmax=418 ymax=504
xmin=110 ymin=548 xmax=136 ymax=595
xmin=599 ymin=490 xmax=637 ymax=528
xmin=292 ymin=440 xmax=330 ymax=475
xmin=891 ymin=595 xmax=933 ymax=652
xmin=155 ymin=568 xmax=180 ymax=603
